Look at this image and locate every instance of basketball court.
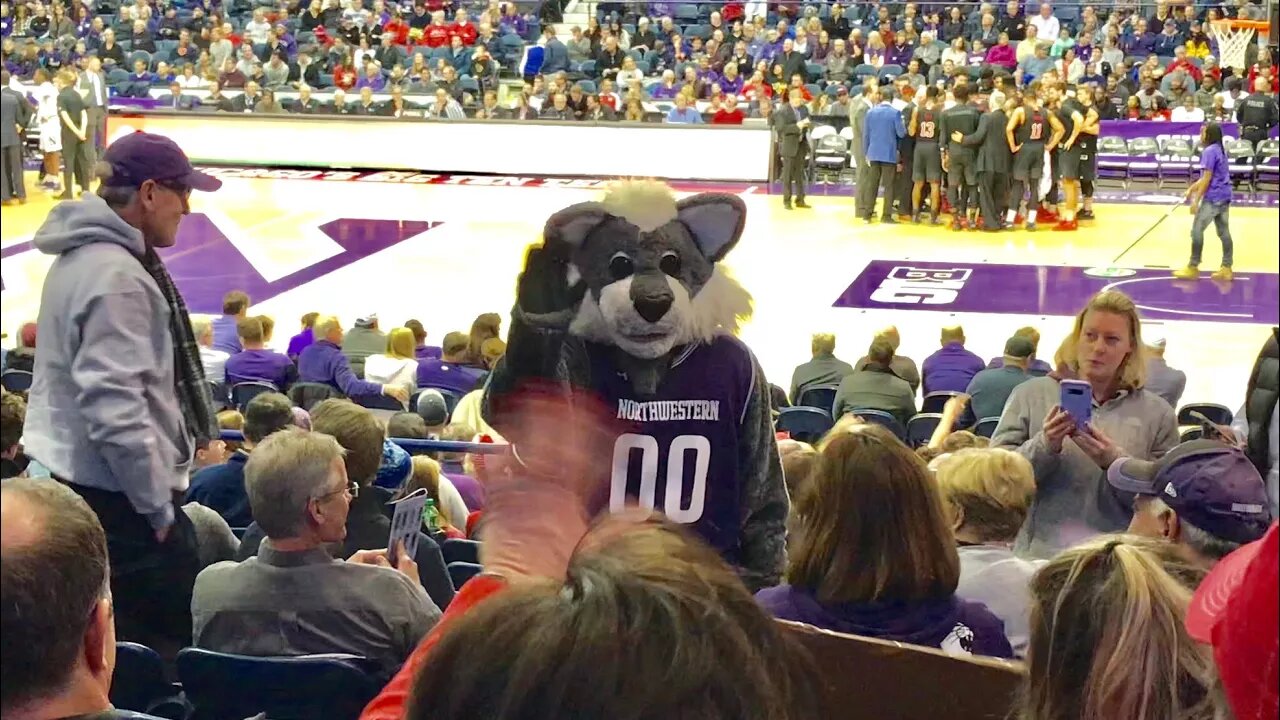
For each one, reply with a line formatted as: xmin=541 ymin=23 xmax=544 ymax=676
xmin=2 ymin=168 xmax=1276 ymax=409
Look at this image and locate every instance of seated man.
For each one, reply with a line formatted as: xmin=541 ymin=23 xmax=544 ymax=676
xmin=2 ymin=478 xmax=164 ymax=719
xmin=789 ymin=332 xmax=854 ymax=404
xmin=226 ymin=316 xmax=298 ymax=390
xmin=986 ymin=325 xmax=1052 ymax=375
xmin=416 ymin=331 xmax=485 ymax=395
xmin=854 ymin=325 xmax=921 ymax=395
xmin=186 ymin=392 xmax=295 ymax=528
xmin=835 ymin=338 xmax=917 ymax=425
xmin=1113 ymin=440 xmax=1273 ymax=571
xmin=921 ymin=325 xmax=985 ymax=395
xmin=297 ymin=315 xmax=407 ymax=404
xmin=192 ymin=428 xmax=440 ymax=671
xmin=194 ymin=316 xmax=229 ymax=384
xmin=966 ymin=336 xmax=1036 ymax=422
xmin=343 ymin=314 xmax=387 ymax=378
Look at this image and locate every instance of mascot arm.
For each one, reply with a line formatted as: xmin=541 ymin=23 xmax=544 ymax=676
xmin=735 ymin=354 xmax=789 ymax=593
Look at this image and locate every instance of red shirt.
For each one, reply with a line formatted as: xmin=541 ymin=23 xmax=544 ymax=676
xmin=383 ymin=18 xmax=410 ymax=46
xmin=712 ymin=108 xmax=745 ymax=124
xmin=334 ymin=66 xmax=356 ymax=90
xmin=359 ymin=575 xmax=507 ymax=720
xmin=1166 ymin=57 xmax=1203 ymax=83
xmin=424 ymin=23 xmax=451 ymax=47
xmin=449 ymin=21 xmax=477 ymax=46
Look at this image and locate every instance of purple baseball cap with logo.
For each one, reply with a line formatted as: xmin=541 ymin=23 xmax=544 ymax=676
xmin=1108 ymin=440 xmax=1273 ymax=544
xmin=101 ymin=131 xmax=222 ymax=192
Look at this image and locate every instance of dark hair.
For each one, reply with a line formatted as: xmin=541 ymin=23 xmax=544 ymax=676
xmin=867 ymin=337 xmax=895 ymax=365
xmin=404 ymin=319 xmax=427 ymax=344
xmin=0 ymin=393 xmax=25 ymax=453
xmin=300 ymin=311 xmax=319 ymax=328
xmin=1 ymin=478 xmax=109 ymax=713
xmin=953 ymin=83 xmax=971 ymax=102
xmin=243 ymin=392 xmax=295 ymax=444
xmin=788 ymin=427 xmax=960 ymax=604
xmin=387 ymin=412 xmax=428 ymax=440
xmin=406 ymin=520 xmax=827 ymax=720
xmin=222 ymin=290 xmax=250 ymax=315
xmin=1201 ymin=122 xmax=1223 ymax=148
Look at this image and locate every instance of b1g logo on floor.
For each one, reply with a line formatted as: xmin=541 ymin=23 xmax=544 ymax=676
xmin=869 ymin=266 xmax=973 ymax=305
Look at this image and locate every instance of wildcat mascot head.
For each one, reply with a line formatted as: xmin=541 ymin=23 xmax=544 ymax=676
xmin=544 ymin=181 xmax=754 ymax=360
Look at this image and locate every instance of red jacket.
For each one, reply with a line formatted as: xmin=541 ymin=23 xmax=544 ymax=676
xmin=712 ymin=108 xmax=745 ymax=124
xmin=360 ymin=575 xmax=507 ymax=720
xmin=424 ymin=23 xmax=451 ymax=47
xmin=1165 ymin=57 xmax=1203 ymax=83
xmin=449 ymin=21 xmax=477 ymax=46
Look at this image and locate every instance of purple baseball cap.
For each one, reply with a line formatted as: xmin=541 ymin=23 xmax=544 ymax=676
xmin=1108 ymin=440 xmax=1273 ymax=544
xmin=101 ymin=131 xmax=222 ymax=192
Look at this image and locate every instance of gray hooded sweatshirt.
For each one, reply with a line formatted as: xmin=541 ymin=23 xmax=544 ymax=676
xmin=24 ymin=193 xmax=193 ymax=531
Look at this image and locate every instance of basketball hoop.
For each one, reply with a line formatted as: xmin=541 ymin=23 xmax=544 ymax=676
xmin=1209 ymin=19 xmax=1270 ymax=71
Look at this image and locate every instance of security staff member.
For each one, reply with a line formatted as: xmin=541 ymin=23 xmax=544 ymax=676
xmin=940 ymin=84 xmax=982 ymax=230
xmin=1236 ymin=76 xmax=1279 ymax=156
xmin=956 ymin=94 xmax=1016 ymax=231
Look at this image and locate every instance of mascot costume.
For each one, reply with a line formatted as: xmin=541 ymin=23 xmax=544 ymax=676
xmin=484 ymin=181 xmax=788 ymax=591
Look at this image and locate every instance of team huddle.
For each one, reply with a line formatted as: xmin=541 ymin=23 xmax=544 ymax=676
xmin=902 ymin=78 xmax=1100 ymax=232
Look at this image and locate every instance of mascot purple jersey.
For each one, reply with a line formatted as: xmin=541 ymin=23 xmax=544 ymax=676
xmin=484 ymin=182 xmax=788 ymax=591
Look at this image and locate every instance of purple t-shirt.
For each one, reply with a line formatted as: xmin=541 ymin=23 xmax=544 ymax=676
xmin=225 ymin=348 xmax=297 ymax=389
xmin=1200 ymin=143 xmax=1232 ymax=204
xmin=587 ymin=335 xmax=756 ymax=561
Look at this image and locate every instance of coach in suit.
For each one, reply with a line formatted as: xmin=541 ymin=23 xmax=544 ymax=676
xmin=1 ymin=71 xmax=34 ymax=204
xmin=850 ymin=83 xmax=873 ymax=217
xmin=958 ymin=95 xmax=1014 ymax=231
xmin=858 ymin=86 xmax=906 ymax=223
xmin=80 ymin=56 xmax=109 ymax=153
xmin=772 ymin=88 xmax=812 ymax=210
xmin=162 ymin=81 xmax=198 ymax=110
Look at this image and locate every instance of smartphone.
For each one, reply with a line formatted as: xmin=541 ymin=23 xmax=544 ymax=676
xmin=1059 ymin=379 xmax=1093 ymax=429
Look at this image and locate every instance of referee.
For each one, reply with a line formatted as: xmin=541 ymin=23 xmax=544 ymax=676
xmin=1236 ymin=76 xmax=1279 ymax=156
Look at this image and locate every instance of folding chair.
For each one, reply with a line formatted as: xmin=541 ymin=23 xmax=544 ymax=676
xmin=776 ymin=406 xmax=835 ymax=443
xmin=850 ymin=408 xmax=908 ymax=442
xmin=1224 ymin=139 xmax=1257 ymax=191
xmin=906 ymin=413 xmax=943 ymax=448
xmin=973 ymin=416 xmax=1001 ymax=438
xmin=177 ymin=648 xmax=381 ymax=720
xmin=1257 ymin=138 xmax=1279 ymax=191
xmin=1125 ymin=137 xmax=1161 ymax=185
xmin=1157 ymin=137 xmax=1195 ymax=188
xmin=442 ymin=537 xmax=481 ymax=565
xmin=795 ymin=384 xmax=839 ymax=414
xmin=1096 ymin=135 xmax=1130 ymax=187
xmin=1176 ymin=403 xmax=1233 ymax=426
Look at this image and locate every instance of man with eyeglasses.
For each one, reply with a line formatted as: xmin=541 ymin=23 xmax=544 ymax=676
xmin=191 ymin=429 xmax=439 ymax=671
xmin=23 ymin=131 xmax=223 ymax=658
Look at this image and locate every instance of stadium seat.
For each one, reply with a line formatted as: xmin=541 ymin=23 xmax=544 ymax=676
xmin=421 ymin=386 xmax=463 ymax=413
xmin=1180 ymin=426 xmax=1205 ymax=442
xmin=805 ymin=61 xmax=824 ymax=81
xmin=128 ymin=50 xmax=153 ymax=69
xmin=577 ymin=59 xmax=597 ymax=77
xmin=106 ymin=67 xmax=131 ymax=86
xmin=795 ymin=384 xmax=839 ymax=415
xmin=776 ymin=406 xmax=834 ymax=443
xmin=448 ymin=561 xmax=484 ymax=590
xmin=288 ymin=382 xmax=343 ymax=411
xmin=675 ymin=3 xmax=700 ymax=22
xmin=921 ymin=391 xmax=962 ymax=414
xmin=1224 ymin=139 xmax=1257 ymax=191
xmin=442 ymin=537 xmax=481 ymax=565
xmin=230 ymin=380 xmax=278 ymax=412
xmin=577 ymin=79 xmax=597 ymax=93
xmin=973 ymin=416 xmax=1001 ymax=438
xmin=1176 ymin=403 xmax=1233 ymax=426
xmin=850 ymin=408 xmax=908 ymax=442
xmin=354 ymin=392 xmax=406 ymax=411
xmin=208 ymin=380 xmax=230 ymax=410
xmin=853 ymin=64 xmax=878 ymax=81
xmin=0 ymin=369 xmax=33 ymax=392
xmin=906 ymin=413 xmax=943 ymax=447
xmin=878 ymin=64 xmax=903 ymax=82
xmin=1096 ymin=135 xmax=1130 ymax=187
xmin=111 ymin=642 xmax=185 ymax=719
xmin=177 ymin=648 xmax=382 ymax=720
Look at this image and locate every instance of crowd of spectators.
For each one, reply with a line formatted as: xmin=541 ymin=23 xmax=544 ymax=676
xmin=4 ymin=0 xmax=1278 ymax=126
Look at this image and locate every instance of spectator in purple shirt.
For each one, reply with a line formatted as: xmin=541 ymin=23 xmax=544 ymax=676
xmin=921 ymin=325 xmax=987 ymax=395
xmin=287 ymin=311 xmax=318 ymax=360
xmin=756 ymin=426 xmax=1014 ymax=659
xmin=211 ymin=289 xmax=249 ymax=355
xmin=298 ymin=315 xmax=409 ymax=404
xmin=437 ymin=422 xmax=485 ymax=510
xmin=355 ymin=60 xmax=385 ymax=91
xmin=1174 ymin=122 xmax=1234 ymax=282
xmin=405 ymin=319 xmax=442 ymax=360
xmin=225 ymin=317 xmax=298 ymax=390
xmin=650 ymin=69 xmax=680 ymax=99
xmin=416 ymin=331 xmax=485 ymax=395
xmin=1122 ymin=18 xmax=1157 ymax=57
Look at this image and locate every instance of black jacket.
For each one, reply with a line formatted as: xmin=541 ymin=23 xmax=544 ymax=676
xmin=1246 ymin=327 xmax=1278 ymax=477
xmin=961 ymin=108 xmax=1010 ymax=172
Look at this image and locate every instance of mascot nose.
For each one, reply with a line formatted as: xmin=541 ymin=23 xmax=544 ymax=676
xmin=634 ymin=293 xmax=673 ymax=323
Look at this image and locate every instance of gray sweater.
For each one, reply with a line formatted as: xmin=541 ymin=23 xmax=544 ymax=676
xmin=992 ymin=376 xmax=1178 ymax=558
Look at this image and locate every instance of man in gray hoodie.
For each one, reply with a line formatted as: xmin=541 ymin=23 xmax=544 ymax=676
xmin=23 ymin=131 xmax=223 ymax=654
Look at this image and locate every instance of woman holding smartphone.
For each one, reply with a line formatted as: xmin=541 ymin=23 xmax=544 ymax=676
xmin=992 ymin=290 xmax=1178 ymax=558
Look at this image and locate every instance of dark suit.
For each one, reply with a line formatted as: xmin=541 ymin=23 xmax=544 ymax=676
xmin=778 ymin=50 xmax=807 ymax=83
xmin=771 ymin=102 xmax=810 ymax=205
xmin=850 ymin=95 xmax=870 ymax=215
xmin=162 ymin=92 xmax=197 ymax=110
xmin=1 ymin=87 xmax=34 ymax=201
xmin=962 ymin=108 xmax=1012 ymax=230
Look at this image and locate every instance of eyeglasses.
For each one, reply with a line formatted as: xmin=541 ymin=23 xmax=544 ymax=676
xmin=314 ymin=481 xmax=359 ymax=502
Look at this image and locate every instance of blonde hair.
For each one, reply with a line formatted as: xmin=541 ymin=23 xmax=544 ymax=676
xmin=1021 ymin=535 xmax=1214 ymax=720
xmin=314 ymin=315 xmax=341 ymax=339
xmin=401 ymin=455 xmax=452 ymax=528
xmin=934 ymin=448 xmax=1034 ymax=542
xmin=1060 ymin=290 xmax=1147 ymax=390
xmin=811 ymin=333 xmax=836 ymax=356
xmin=217 ymin=409 xmax=245 ymax=453
xmin=386 ymin=327 xmax=416 ymax=361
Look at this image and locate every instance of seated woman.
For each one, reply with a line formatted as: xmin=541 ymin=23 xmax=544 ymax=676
xmin=364 ymin=327 xmax=419 ymax=407
xmin=1020 ymin=535 xmax=1212 ymax=720
xmin=757 ymin=425 xmax=1015 ymax=659
xmin=934 ymin=448 xmax=1044 ymax=657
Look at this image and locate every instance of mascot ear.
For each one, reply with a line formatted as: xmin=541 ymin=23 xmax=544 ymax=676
xmin=544 ymin=202 xmax=611 ymax=249
xmin=675 ymin=194 xmax=747 ymax=263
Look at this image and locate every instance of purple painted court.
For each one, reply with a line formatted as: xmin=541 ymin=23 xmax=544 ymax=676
xmin=835 ymin=261 xmax=1279 ymax=325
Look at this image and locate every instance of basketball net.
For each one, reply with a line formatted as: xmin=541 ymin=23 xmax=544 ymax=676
xmin=1209 ymin=20 xmax=1268 ymax=70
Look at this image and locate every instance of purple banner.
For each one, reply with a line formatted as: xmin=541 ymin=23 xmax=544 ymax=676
xmin=1100 ymin=120 xmax=1280 ymax=142
xmin=833 ymin=261 xmax=1279 ymax=325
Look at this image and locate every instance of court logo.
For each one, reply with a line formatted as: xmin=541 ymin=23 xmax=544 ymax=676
xmin=869 ymin=266 xmax=973 ymax=305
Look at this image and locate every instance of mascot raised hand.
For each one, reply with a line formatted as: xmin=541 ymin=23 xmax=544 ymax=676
xmin=484 ymin=181 xmax=787 ymax=591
